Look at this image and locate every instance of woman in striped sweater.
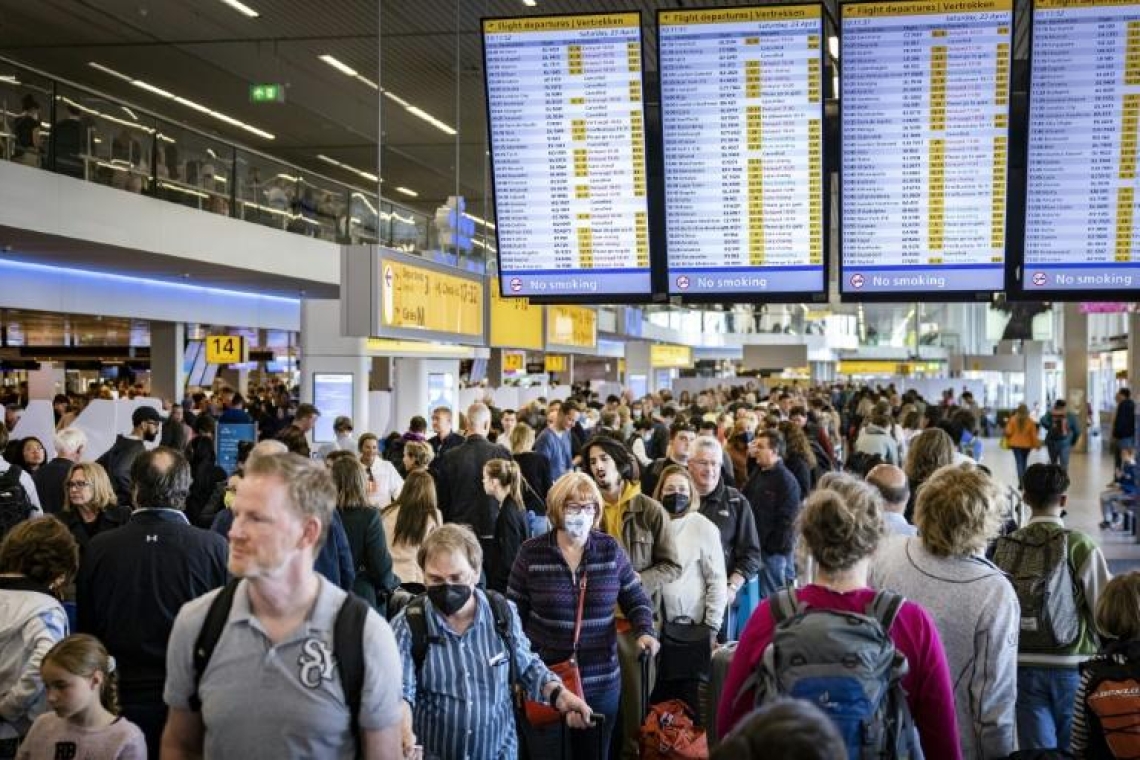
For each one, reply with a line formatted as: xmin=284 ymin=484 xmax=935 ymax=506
xmin=508 ymin=472 xmax=658 ymax=760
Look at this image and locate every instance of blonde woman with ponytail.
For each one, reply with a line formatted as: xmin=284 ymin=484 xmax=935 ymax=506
xmin=717 ymin=474 xmax=961 ymax=760
xmin=18 ymin=634 xmax=145 ymax=758
xmin=482 ymin=458 xmax=528 ymax=593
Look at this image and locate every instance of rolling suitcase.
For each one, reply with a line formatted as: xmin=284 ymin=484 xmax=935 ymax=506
xmin=704 ymin=642 xmax=738 ymax=747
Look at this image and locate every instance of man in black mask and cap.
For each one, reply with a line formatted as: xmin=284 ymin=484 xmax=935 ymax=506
xmin=97 ymin=405 xmax=164 ymax=505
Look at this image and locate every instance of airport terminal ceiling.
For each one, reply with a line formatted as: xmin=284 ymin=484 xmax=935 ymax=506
xmin=0 ymin=0 xmax=1034 ymax=220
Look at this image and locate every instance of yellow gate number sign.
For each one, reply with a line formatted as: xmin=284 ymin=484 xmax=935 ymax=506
xmin=503 ymin=352 xmax=526 ymax=373
xmin=205 ymin=335 xmax=247 ymax=364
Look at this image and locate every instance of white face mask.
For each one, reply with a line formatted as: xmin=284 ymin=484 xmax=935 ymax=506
xmin=563 ymin=513 xmax=592 ymax=539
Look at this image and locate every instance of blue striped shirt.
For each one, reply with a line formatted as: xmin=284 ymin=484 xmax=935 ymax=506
xmin=391 ymin=590 xmax=556 ymax=760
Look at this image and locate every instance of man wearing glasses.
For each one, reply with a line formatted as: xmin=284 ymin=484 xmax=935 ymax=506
xmin=689 ymin=436 xmax=761 ymax=639
xmin=97 ymin=406 xmax=164 ymax=506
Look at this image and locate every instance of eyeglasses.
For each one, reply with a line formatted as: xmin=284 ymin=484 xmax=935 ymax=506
xmin=564 ymin=502 xmax=599 ymax=515
xmin=67 ymin=481 xmax=90 ymax=489
xmin=690 ymin=459 xmax=719 ymax=469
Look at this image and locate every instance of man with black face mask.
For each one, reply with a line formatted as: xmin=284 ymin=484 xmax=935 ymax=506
xmin=98 ymin=405 xmax=165 ymax=506
xmin=391 ymin=524 xmax=592 ymax=760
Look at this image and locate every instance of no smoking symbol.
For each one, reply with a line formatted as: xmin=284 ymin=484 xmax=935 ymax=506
xmin=509 ymin=278 xmax=523 ymax=293
xmin=676 ymin=275 xmax=690 ymax=290
xmin=1032 ymin=272 xmax=1047 ymax=287
xmin=850 ymin=273 xmax=865 ymax=289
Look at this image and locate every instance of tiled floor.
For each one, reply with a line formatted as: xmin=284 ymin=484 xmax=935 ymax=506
xmin=979 ymin=436 xmax=1140 ymax=571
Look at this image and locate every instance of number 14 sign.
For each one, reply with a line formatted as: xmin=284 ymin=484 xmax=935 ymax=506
xmin=205 ymin=335 xmax=248 ymax=364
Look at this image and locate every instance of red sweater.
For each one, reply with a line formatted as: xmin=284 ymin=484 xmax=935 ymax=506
xmin=717 ymin=585 xmax=962 ymax=760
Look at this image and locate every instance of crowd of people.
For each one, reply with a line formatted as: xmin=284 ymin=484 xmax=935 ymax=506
xmin=0 ymin=379 xmax=1135 ymax=759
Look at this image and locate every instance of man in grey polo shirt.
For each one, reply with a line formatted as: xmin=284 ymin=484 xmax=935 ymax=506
xmin=161 ymin=453 xmax=406 ymax=759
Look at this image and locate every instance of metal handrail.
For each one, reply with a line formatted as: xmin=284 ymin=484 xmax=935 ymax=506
xmin=0 ymin=54 xmax=429 ymax=237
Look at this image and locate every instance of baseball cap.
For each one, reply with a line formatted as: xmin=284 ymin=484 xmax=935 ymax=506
xmin=132 ymin=406 xmax=167 ymax=426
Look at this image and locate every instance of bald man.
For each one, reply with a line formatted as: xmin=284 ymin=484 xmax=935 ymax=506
xmin=866 ymin=464 xmax=917 ymax=536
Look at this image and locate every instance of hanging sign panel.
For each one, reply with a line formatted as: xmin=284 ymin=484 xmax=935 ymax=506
xmin=1021 ymin=0 xmax=1140 ymax=298
xmin=659 ymin=5 xmax=827 ymax=301
xmin=840 ymin=0 xmax=1014 ymax=299
xmin=482 ymin=12 xmax=654 ymax=301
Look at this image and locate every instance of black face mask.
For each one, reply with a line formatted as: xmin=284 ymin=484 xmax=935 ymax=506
xmin=662 ymin=493 xmax=690 ymax=515
xmin=427 ymin=583 xmax=472 ymax=616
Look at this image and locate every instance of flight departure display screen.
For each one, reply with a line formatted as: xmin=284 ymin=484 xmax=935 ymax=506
xmin=1023 ymin=0 xmax=1140 ymax=295
xmin=659 ymin=5 xmax=826 ymax=299
xmin=840 ymin=0 xmax=1013 ymax=298
xmin=482 ymin=12 xmax=652 ymax=300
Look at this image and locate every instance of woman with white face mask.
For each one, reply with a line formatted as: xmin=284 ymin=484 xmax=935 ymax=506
xmin=508 ymin=472 xmax=659 ymax=759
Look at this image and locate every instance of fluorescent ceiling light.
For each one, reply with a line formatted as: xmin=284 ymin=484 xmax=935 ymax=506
xmin=383 ymin=91 xmax=411 ymax=108
xmin=219 ymin=0 xmax=260 ymax=17
xmin=0 ymin=75 xmax=19 ymax=84
xmin=320 ymin=53 xmax=456 ymax=135
xmin=317 ymin=154 xmax=380 ymax=183
xmin=406 ymin=105 xmax=457 ymax=136
xmin=88 ymin=62 xmax=132 ymax=83
xmin=395 ymin=186 xmax=418 ymax=197
xmin=319 ymin=54 xmax=358 ymax=77
xmin=121 ymin=106 xmax=137 ymax=120
xmin=523 ymin=0 xmax=537 ymax=6
xmin=89 ymin=61 xmax=275 ymax=140
xmin=463 ymin=212 xmax=496 ymax=230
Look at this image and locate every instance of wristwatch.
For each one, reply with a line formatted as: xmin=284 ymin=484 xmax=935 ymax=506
xmin=549 ymin=684 xmax=564 ymax=709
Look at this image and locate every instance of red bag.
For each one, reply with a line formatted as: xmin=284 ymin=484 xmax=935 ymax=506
xmin=524 ymin=573 xmax=587 ymax=727
xmin=639 ymin=699 xmax=709 ymax=760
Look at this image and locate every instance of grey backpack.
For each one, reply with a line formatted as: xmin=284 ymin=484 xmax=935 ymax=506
xmin=993 ymin=524 xmax=1080 ymax=652
xmin=735 ymin=588 xmax=919 ymax=759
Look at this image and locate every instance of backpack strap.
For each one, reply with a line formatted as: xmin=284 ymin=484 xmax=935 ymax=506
xmin=333 ymin=592 xmax=370 ymax=751
xmin=190 ymin=578 xmax=242 ymax=711
xmin=867 ymin=590 xmax=905 ymax=632
xmin=485 ymin=591 xmax=523 ymax=707
xmin=769 ymin=588 xmax=801 ymax=625
xmin=405 ymin=595 xmax=431 ymax=677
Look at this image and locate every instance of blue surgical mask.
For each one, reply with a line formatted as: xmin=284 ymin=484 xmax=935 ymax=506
xmin=563 ymin=513 xmax=592 ymax=539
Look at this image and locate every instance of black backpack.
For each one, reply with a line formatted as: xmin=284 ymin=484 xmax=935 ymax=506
xmin=190 ymin=579 xmax=370 ymax=751
xmin=1079 ymin=642 xmax=1140 ymax=759
xmin=0 ymin=466 xmax=34 ymax=541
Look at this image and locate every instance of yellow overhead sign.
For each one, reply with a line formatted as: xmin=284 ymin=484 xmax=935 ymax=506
xmin=503 ymin=351 xmax=526 ymax=373
xmin=490 ymin=279 xmax=544 ymax=350
xmin=650 ymin=344 xmax=693 ymax=369
xmin=380 ymin=259 xmax=483 ymax=338
xmin=205 ymin=335 xmax=247 ymax=364
xmin=546 ymin=306 xmax=597 ymax=351
xmin=545 ymin=355 xmax=567 ymax=373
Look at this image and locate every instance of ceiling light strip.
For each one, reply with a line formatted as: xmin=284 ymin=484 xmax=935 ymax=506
xmin=88 ymin=62 xmax=275 ymax=140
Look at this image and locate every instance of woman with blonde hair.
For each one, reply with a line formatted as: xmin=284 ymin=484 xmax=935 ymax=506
xmin=58 ymin=462 xmax=130 ymax=552
xmin=902 ymin=427 xmax=957 ymax=521
xmin=509 ymin=422 xmax=552 ymax=517
xmin=1003 ymin=403 xmax=1040 ymax=487
xmin=482 ymin=458 xmax=527 ymax=593
xmin=381 ymin=469 xmax=441 ymax=585
xmin=718 ymin=473 xmax=959 ymax=759
xmin=401 ymin=440 xmax=434 ymax=475
xmin=508 ymin=471 xmax=657 ymax=758
xmin=870 ymin=464 xmax=1019 ymax=759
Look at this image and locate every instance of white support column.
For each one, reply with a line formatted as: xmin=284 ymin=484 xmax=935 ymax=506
xmin=1062 ymin=302 xmax=1090 ymax=451
xmin=150 ymin=321 xmax=185 ymax=404
xmin=300 ymin=299 xmax=371 ymax=435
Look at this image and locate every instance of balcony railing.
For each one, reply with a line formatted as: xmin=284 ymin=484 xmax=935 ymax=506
xmin=0 ymin=57 xmax=432 ymax=252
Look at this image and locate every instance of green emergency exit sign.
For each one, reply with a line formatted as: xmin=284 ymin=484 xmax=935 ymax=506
xmin=249 ymin=83 xmax=285 ymax=103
